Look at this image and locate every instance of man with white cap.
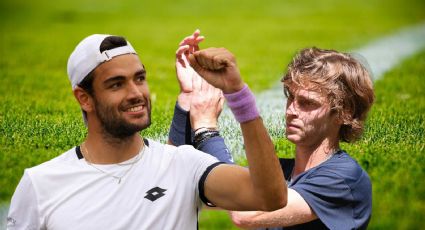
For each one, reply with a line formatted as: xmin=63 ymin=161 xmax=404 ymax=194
xmin=7 ymin=34 xmax=286 ymax=229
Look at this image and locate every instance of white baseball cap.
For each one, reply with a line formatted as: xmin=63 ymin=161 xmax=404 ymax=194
xmin=67 ymin=34 xmax=137 ymax=89
xmin=67 ymin=34 xmax=137 ymax=125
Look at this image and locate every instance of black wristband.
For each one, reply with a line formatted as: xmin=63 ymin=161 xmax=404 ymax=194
xmin=168 ymin=102 xmax=193 ymax=146
xmin=197 ymin=136 xmax=234 ymax=164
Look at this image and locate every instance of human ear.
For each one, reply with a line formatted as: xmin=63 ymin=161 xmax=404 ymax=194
xmin=73 ymin=87 xmax=94 ymax=113
xmin=330 ymin=108 xmax=344 ymax=126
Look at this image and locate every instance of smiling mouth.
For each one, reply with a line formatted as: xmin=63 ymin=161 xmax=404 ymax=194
xmin=125 ymin=105 xmax=144 ymax=112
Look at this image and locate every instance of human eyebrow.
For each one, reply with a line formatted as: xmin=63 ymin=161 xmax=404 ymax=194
xmin=134 ymin=69 xmax=146 ymax=79
xmin=297 ymin=95 xmax=321 ymax=105
xmin=135 ymin=69 xmax=146 ymax=76
xmin=103 ymin=76 xmax=126 ymax=87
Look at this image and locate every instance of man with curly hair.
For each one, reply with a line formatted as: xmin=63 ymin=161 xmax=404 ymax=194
xmin=171 ymin=31 xmax=374 ymax=229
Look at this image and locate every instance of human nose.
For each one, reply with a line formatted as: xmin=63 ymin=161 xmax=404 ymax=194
xmin=127 ymin=81 xmax=144 ymax=99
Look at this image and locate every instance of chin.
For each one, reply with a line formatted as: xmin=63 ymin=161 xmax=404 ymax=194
xmin=140 ymin=120 xmax=151 ymax=130
xmin=286 ymin=134 xmax=302 ymax=144
xmin=128 ymin=115 xmax=151 ymax=128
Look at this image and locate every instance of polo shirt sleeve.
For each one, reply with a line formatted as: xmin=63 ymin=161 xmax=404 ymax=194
xmin=7 ymin=170 xmax=41 ymax=229
xmin=176 ymin=145 xmax=223 ymax=207
xmin=291 ymin=170 xmax=357 ymax=230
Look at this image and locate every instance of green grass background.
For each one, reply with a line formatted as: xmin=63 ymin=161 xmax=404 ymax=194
xmin=1 ymin=0 xmax=424 ymax=229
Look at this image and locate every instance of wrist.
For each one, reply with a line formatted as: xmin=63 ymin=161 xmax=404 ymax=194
xmin=194 ymin=126 xmax=218 ymax=135
xmin=192 ymin=120 xmax=218 ymax=132
xmin=193 ymin=128 xmax=220 ymax=149
xmin=177 ymin=93 xmax=191 ymax=111
xmin=224 ymin=81 xmax=245 ymax=94
xmin=224 ymin=84 xmax=260 ymax=123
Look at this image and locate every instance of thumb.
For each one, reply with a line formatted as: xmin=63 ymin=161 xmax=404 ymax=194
xmin=188 ymin=53 xmax=205 ymax=75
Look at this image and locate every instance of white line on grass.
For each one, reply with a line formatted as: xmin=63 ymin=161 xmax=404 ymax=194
xmin=1 ymin=23 xmax=424 ymax=228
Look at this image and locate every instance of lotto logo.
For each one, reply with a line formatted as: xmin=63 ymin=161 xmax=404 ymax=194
xmin=144 ymin=187 xmax=167 ymax=201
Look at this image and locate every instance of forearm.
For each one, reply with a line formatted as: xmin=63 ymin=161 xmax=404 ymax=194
xmin=241 ymin=118 xmax=287 ymax=210
xmin=224 ymin=85 xmax=287 ymax=210
xmin=231 ymin=189 xmax=317 ymax=228
xmin=186 ymin=47 xmax=287 ymax=211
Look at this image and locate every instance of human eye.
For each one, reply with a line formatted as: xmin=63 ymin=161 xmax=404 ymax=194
xmin=137 ymin=75 xmax=145 ymax=82
xmin=286 ymin=91 xmax=294 ymax=101
xmin=108 ymin=81 xmax=123 ymax=89
xmin=299 ymin=99 xmax=320 ymax=110
xmin=135 ymin=74 xmax=146 ymax=83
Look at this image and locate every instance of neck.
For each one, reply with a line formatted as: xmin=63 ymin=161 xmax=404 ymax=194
xmin=83 ymin=131 xmax=144 ymax=164
xmin=293 ymin=137 xmax=339 ymax=177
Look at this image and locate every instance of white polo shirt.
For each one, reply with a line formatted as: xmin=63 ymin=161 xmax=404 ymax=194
xmin=7 ymin=139 xmax=221 ymax=229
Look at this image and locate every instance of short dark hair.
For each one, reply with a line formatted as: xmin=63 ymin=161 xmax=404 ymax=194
xmin=77 ymin=36 xmax=128 ymax=95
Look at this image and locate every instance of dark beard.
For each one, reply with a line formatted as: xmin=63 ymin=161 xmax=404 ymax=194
xmin=94 ymin=97 xmax=151 ymax=139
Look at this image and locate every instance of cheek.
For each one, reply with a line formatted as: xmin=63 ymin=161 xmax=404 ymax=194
xmin=96 ymin=93 xmax=125 ymax=112
xmin=301 ymin=112 xmax=327 ymax=131
xmin=140 ymin=84 xmax=150 ymax=96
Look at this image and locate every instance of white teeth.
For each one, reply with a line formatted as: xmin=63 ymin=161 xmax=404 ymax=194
xmin=128 ymin=106 xmax=143 ymax=112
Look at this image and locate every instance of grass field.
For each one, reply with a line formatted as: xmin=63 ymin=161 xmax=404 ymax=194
xmin=199 ymin=49 xmax=425 ymax=229
xmin=1 ymin=0 xmax=424 ymax=228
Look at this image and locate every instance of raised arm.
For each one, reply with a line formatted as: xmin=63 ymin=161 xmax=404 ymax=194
xmin=168 ymin=30 xmax=233 ymax=163
xmin=188 ymin=48 xmax=287 ymax=211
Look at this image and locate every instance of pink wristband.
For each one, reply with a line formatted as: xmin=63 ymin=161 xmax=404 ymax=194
xmin=224 ymin=84 xmax=260 ymax=123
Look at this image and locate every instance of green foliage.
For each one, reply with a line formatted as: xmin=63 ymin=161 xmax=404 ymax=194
xmin=200 ymin=51 xmax=425 ymax=229
xmin=0 ymin=0 xmax=424 ymax=228
xmin=346 ymin=51 xmax=425 ymax=229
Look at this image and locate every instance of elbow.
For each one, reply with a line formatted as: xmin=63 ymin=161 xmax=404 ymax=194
xmin=264 ymin=184 xmax=288 ymax=211
xmin=231 ymin=212 xmax=255 ymax=229
xmin=261 ymin=192 xmax=287 ymax=211
xmin=231 ymin=215 xmax=246 ymax=228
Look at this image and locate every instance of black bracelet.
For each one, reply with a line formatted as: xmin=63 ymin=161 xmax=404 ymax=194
xmin=194 ymin=127 xmax=217 ymax=133
xmin=194 ymin=130 xmax=220 ymax=149
xmin=194 ymin=130 xmax=219 ymax=143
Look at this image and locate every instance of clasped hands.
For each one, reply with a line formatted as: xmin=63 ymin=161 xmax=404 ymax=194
xmin=175 ymin=29 xmax=245 ymax=131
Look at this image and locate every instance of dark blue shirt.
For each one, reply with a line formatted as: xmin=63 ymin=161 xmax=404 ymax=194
xmin=169 ymin=103 xmax=371 ymax=229
xmin=270 ymin=151 xmax=371 ymax=230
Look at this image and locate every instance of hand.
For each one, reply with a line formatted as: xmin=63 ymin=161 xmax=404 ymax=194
xmin=190 ymin=70 xmax=224 ymax=130
xmin=175 ymin=30 xmax=205 ymax=110
xmin=176 ymin=29 xmax=204 ymax=68
xmin=188 ymin=47 xmax=245 ymax=94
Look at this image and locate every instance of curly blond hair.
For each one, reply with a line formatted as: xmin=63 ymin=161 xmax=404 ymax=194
xmin=282 ymin=47 xmax=375 ymax=142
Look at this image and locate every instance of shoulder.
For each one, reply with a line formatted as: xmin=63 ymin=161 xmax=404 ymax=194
xmin=317 ymin=151 xmax=371 ymax=188
xmin=291 ymin=150 xmax=373 ymax=204
xmin=26 ymin=147 xmax=80 ymax=175
xmin=295 ymin=151 xmax=371 ymax=198
xmin=291 ymin=151 xmax=372 ymax=229
xmin=146 ymin=138 xmax=218 ymax=162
